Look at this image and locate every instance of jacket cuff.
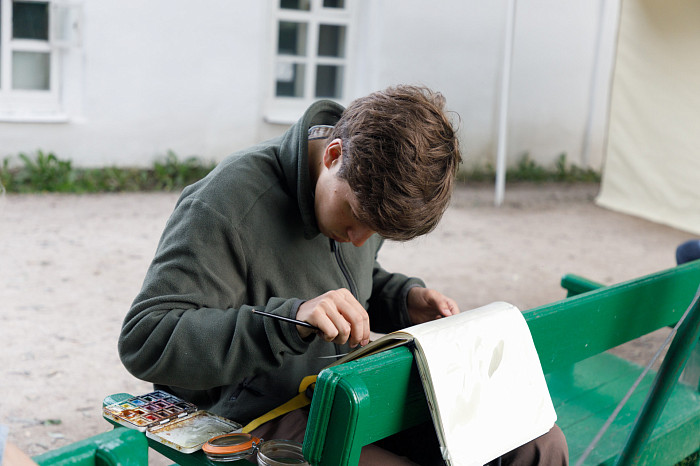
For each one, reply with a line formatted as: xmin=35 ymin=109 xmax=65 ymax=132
xmin=398 ymin=279 xmax=426 ymax=328
xmin=285 ymin=298 xmax=314 ymax=349
xmin=262 ymin=298 xmax=312 ymax=354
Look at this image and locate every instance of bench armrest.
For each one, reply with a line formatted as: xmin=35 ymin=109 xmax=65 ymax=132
xmin=33 ymin=427 xmax=148 ymax=466
xmin=560 ymin=274 xmax=604 ymax=297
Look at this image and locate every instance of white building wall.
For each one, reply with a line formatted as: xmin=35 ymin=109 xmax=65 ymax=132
xmin=351 ymin=1 xmax=508 ymax=167
xmin=0 ymin=0 xmax=619 ymax=170
xmin=507 ymin=0 xmax=620 ymax=169
xmin=2 ymin=1 xmax=271 ymax=167
xmin=351 ymin=0 xmax=620 ymax=169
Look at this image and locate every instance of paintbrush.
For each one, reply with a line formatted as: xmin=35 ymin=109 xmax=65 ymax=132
xmin=251 ymin=309 xmax=319 ymax=330
xmin=251 ymin=309 xmax=353 ymax=359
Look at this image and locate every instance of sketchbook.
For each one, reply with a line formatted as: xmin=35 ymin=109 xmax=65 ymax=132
xmin=331 ymin=301 xmax=557 ymax=466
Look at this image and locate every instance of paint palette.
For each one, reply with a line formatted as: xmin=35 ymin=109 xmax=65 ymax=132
xmin=103 ymin=390 xmax=198 ymax=431
xmin=103 ymin=390 xmax=242 ymax=453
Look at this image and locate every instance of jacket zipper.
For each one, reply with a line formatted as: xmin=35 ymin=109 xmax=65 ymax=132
xmin=330 ymin=239 xmax=358 ymax=298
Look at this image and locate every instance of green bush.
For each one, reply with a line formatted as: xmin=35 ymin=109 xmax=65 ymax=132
xmin=1 ymin=150 xmax=601 ymax=194
xmin=152 ymin=151 xmax=215 ymax=191
xmin=0 ymin=151 xmax=216 ymax=193
xmin=1 ymin=151 xmax=76 ymax=193
xmin=458 ymin=153 xmax=601 ymax=184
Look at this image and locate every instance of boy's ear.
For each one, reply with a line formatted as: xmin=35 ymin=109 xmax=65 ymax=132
xmin=322 ymin=138 xmax=343 ymax=169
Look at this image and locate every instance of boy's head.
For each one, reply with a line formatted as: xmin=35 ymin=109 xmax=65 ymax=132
xmin=330 ymin=85 xmax=462 ymax=241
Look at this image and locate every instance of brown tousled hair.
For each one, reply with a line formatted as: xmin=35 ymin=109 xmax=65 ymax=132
xmin=331 ymin=85 xmax=462 ymax=241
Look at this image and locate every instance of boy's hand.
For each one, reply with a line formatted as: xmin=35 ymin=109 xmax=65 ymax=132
xmin=406 ymin=287 xmax=460 ymax=325
xmin=296 ymin=288 xmax=370 ymax=347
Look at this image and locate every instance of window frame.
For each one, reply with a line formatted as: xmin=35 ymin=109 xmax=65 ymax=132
xmin=265 ymin=0 xmax=356 ymax=124
xmin=0 ymin=0 xmax=64 ymax=121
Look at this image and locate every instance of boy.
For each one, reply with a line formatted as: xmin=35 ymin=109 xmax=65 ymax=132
xmin=119 ymin=85 xmax=567 ymax=464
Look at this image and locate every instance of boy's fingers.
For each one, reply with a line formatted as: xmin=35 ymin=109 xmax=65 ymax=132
xmin=297 ymin=289 xmax=369 ymax=346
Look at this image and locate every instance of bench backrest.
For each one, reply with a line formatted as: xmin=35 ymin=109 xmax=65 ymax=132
xmin=525 ymin=259 xmax=700 ymax=374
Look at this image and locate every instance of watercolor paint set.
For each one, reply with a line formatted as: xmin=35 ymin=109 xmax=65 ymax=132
xmin=103 ymin=390 xmax=242 ymax=453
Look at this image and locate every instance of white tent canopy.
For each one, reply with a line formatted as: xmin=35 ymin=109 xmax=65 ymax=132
xmin=597 ymin=0 xmax=700 ymax=235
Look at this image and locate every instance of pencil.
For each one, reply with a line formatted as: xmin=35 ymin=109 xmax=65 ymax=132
xmin=251 ymin=309 xmax=319 ymax=330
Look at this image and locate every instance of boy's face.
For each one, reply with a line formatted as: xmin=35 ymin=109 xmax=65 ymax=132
xmin=314 ymin=140 xmax=375 ymax=247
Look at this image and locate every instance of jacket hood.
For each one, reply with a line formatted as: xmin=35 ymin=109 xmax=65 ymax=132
xmin=278 ymin=100 xmax=345 ymax=239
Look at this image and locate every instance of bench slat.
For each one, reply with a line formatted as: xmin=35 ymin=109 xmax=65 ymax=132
xmin=552 ymin=354 xmax=700 ymax=464
xmin=524 ymin=260 xmax=700 ymax=374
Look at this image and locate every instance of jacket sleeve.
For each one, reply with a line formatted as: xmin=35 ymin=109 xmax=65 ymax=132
xmin=118 ymin=197 xmax=311 ymax=391
xmin=367 ymin=240 xmax=425 ymax=333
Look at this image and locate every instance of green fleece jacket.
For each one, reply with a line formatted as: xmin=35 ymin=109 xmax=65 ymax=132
xmin=118 ymin=100 xmax=424 ymax=424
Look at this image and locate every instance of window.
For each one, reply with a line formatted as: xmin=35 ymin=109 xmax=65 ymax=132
xmin=0 ymin=0 xmax=81 ymax=120
xmin=267 ymin=0 xmax=353 ymax=123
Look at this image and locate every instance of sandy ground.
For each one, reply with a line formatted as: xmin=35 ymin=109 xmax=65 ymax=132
xmin=1 ymin=182 xmax=695 ymax=463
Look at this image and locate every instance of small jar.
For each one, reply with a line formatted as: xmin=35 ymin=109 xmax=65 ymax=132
xmin=257 ymin=439 xmax=309 ymax=466
xmin=203 ymin=433 xmax=261 ymax=462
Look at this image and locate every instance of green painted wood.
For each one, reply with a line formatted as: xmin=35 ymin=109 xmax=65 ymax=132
xmin=138 ymin=436 xmax=248 ymax=466
xmin=304 ymin=346 xmax=430 ymax=465
xmin=33 ymin=427 xmax=148 ymax=466
xmin=616 ymin=293 xmax=700 ymax=465
xmin=563 ymin=271 xmax=700 ymax=393
xmin=546 ymin=353 xmax=700 ymax=465
xmin=524 ymin=260 xmax=700 ymax=374
xmin=546 ymin=355 xmax=656 ymax=430
xmin=317 ymin=372 xmax=369 ymax=466
xmin=544 ymin=353 xmax=645 ymax=400
xmin=561 ymin=274 xmax=605 ymax=297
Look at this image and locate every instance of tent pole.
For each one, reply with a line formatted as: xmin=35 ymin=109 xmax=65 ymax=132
xmin=495 ymin=0 xmax=517 ymax=206
xmin=581 ymin=0 xmax=606 ymax=167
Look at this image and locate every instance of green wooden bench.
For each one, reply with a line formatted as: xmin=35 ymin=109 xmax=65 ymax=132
xmin=304 ymin=260 xmax=700 ymax=465
xmin=43 ymin=261 xmax=700 ymax=465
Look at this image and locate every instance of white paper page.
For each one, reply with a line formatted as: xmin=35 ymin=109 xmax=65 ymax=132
xmin=406 ymin=302 xmax=557 ymax=466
